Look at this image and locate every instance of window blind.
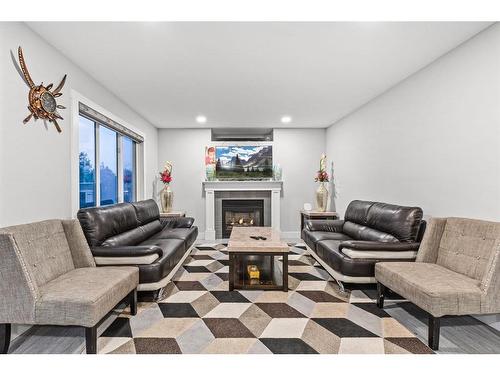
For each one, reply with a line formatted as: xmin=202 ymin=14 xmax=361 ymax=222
xmin=79 ymin=102 xmax=144 ymax=143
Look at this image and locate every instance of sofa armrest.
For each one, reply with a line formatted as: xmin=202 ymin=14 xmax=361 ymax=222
xmin=339 ymin=241 xmax=420 ymax=251
xmin=305 ymin=219 xmax=345 ymax=232
xmin=160 ymin=216 xmax=195 ymax=229
xmin=91 ymin=245 xmax=163 ymax=258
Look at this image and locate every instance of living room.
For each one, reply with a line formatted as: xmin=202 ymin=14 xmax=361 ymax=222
xmin=1 ymin=0 xmax=499 ymax=372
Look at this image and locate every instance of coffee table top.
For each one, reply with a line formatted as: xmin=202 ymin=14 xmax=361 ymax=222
xmin=227 ymin=227 xmax=289 ymax=253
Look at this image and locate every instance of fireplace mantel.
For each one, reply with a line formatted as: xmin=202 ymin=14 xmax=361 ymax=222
xmin=202 ymin=180 xmax=283 ymax=240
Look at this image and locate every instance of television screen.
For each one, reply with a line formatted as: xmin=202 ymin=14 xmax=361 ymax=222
xmin=215 ymin=145 xmax=273 ymax=179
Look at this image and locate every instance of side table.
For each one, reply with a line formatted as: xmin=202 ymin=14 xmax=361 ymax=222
xmin=160 ymin=211 xmax=186 ymax=218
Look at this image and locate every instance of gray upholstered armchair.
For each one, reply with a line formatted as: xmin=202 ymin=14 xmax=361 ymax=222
xmin=0 ymin=219 xmax=139 ymax=354
xmin=375 ymin=217 xmax=500 ymax=350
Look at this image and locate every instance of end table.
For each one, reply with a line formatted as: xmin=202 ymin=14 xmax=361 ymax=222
xmin=160 ymin=211 xmax=186 ymax=218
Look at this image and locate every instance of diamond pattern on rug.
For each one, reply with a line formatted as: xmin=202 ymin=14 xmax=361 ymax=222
xmin=99 ymin=243 xmax=433 ymax=354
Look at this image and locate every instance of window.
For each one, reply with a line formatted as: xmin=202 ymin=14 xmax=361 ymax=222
xmin=78 ymin=113 xmax=139 ymax=208
xmin=79 ymin=117 xmax=96 ymax=208
xmin=99 ymin=126 xmax=118 ymax=206
xmin=122 ymin=136 xmax=136 ymax=203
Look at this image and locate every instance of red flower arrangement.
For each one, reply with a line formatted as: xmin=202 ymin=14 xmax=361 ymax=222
xmin=315 ymin=170 xmax=329 ymax=182
xmin=159 ymin=162 xmax=173 ymax=184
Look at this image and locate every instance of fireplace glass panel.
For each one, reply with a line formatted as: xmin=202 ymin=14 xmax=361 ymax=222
xmin=222 ymin=199 xmax=264 ymax=238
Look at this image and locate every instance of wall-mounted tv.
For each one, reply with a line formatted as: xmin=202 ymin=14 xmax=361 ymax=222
xmin=215 ymin=145 xmax=273 ymax=180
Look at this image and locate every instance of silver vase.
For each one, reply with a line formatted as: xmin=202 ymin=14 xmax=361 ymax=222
xmin=315 ymin=182 xmax=329 ymax=212
xmin=160 ymin=184 xmax=173 ymax=213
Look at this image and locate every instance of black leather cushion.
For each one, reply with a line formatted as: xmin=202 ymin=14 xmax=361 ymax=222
xmin=302 ymin=230 xmax=352 ymax=250
xmin=366 ymin=202 xmax=423 ymax=242
xmin=152 ymin=227 xmax=198 ymax=249
xmin=77 ymin=203 xmax=138 ymax=247
xmin=140 ymin=220 xmax=163 ymax=238
xmin=101 ymin=221 xmax=163 ymax=247
xmin=342 ymin=222 xmax=398 ymax=242
xmin=316 ymin=240 xmax=377 ymax=277
xmin=102 ymin=227 xmax=149 ymax=247
xmin=161 ymin=217 xmax=195 ymax=229
xmin=132 ymin=199 xmax=160 ymax=225
xmin=344 ymin=200 xmax=374 ymax=225
xmin=136 ymin=239 xmax=186 ymax=284
xmin=304 ymin=220 xmax=345 ymax=232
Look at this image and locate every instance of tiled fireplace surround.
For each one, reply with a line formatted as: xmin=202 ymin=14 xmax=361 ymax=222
xmin=203 ymin=181 xmax=283 ymax=240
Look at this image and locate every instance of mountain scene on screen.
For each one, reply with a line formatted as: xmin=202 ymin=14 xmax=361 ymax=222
xmin=215 ymin=145 xmax=272 ymax=179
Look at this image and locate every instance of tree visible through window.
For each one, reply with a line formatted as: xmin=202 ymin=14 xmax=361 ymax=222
xmin=78 ymin=114 xmax=137 ymax=208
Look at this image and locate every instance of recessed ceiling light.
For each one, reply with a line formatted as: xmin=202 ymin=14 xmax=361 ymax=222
xmin=281 ymin=116 xmax=292 ymax=124
xmin=196 ymin=115 xmax=207 ymax=124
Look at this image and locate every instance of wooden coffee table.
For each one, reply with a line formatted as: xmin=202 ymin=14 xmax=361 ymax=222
xmin=227 ymin=227 xmax=289 ymax=291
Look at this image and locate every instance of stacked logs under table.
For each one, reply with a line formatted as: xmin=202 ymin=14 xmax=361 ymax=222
xmin=227 ymin=227 xmax=289 ymax=291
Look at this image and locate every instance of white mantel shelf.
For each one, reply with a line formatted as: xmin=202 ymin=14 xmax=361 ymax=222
xmin=202 ymin=180 xmax=283 ymax=190
xmin=202 ymin=180 xmax=283 ymax=240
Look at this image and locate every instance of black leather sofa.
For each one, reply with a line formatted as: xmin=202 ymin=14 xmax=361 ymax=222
xmin=302 ymin=200 xmax=425 ymax=291
xmin=77 ymin=199 xmax=198 ymax=292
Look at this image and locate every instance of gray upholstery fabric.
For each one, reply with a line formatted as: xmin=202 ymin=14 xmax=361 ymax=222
xmin=0 ymin=220 xmax=75 ymax=288
xmin=35 ymin=266 xmax=138 ymax=327
xmin=415 ymin=217 xmax=447 ymax=263
xmin=0 ymin=233 xmax=39 ymax=324
xmin=436 ymin=217 xmax=500 ymax=281
xmin=375 ymin=262 xmax=482 ymax=317
xmin=62 ymin=220 xmax=96 ymax=268
xmin=0 ymin=219 xmax=139 ymax=327
xmin=376 ymin=217 xmax=500 ymax=318
xmin=482 ymin=243 xmax=500 ymax=312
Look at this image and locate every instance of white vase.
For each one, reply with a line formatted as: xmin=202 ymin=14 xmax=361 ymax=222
xmin=315 ymin=182 xmax=329 ymax=212
xmin=160 ymin=184 xmax=173 ymax=213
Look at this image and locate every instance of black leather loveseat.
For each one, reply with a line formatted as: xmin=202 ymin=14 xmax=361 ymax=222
xmin=302 ymin=200 xmax=425 ymax=291
xmin=77 ymin=199 xmax=198 ymax=292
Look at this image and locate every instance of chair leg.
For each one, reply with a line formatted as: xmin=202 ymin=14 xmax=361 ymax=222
xmin=85 ymin=326 xmax=97 ymax=354
xmin=376 ymin=282 xmax=386 ymax=308
xmin=129 ymin=288 xmax=138 ymax=316
xmin=428 ymin=315 xmax=440 ymax=350
xmin=0 ymin=323 xmax=11 ymax=354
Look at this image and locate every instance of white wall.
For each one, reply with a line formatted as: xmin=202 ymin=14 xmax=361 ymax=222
xmin=326 ymin=23 xmax=500 ymax=331
xmin=157 ymin=128 xmax=211 ymax=234
xmin=326 ymin=23 xmax=500 ymax=221
xmin=157 ymin=128 xmax=326 ymax=237
xmin=273 ymin=129 xmax=327 ymax=233
xmin=0 ymin=22 xmax=159 ymax=226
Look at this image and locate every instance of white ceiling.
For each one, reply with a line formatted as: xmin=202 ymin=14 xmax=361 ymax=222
xmin=27 ymin=22 xmax=491 ymax=129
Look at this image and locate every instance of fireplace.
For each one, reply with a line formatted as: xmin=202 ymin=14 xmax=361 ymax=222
xmin=221 ymin=199 xmax=264 ymax=238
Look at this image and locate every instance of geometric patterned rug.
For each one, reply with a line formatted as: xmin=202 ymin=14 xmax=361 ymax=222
xmin=98 ymin=243 xmax=434 ymax=354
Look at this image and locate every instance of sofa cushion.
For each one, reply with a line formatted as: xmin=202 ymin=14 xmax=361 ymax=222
xmin=302 ymin=229 xmax=351 ymax=250
xmin=436 ymin=217 xmax=500 ymax=282
xmin=0 ymin=220 xmax=76 ymax=288
xmin=101 ymin=221 xmax=163 ymax=247
xmin=367 ymin=202 xmax=423 ymax=242
xmin=77 ymin=203 xmax=138 ymax=247
xmin=343 ymin=222 xmax=398 ymax=242
xmin=35 ymin=266 xmax=139 ymax=327
xmin=131 ymin=199 xmax=160 ymax=225
xmin=152 ymin=227 xmax=198 ymax=249
xmin=375 ymin=262 xmax=482 ymax=317
xmin=344 ymin=200 xmax=373 ymax=225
